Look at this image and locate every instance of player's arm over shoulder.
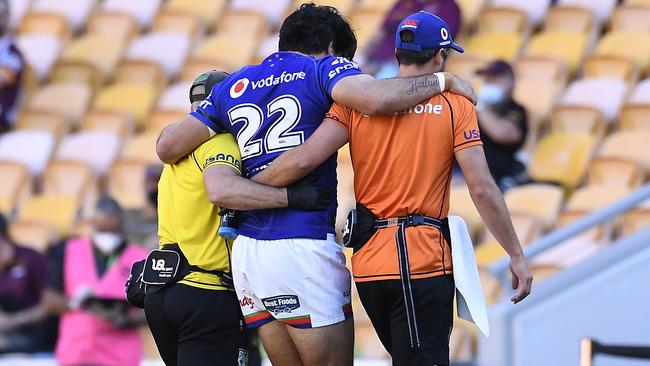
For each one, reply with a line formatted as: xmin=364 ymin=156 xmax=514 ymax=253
xmin=194 ymin=133 xmax=242 ymax=174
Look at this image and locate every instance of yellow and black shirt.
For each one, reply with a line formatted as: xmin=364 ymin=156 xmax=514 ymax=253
xmin=157 ymin=133 xmax=242 ymax=291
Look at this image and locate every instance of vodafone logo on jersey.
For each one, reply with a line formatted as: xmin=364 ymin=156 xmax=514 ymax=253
xmin=230 ymin=78 xmax=250 ymax=98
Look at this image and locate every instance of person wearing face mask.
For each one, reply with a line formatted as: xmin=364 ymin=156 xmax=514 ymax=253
xmin=476 ymin=60 xmax=528 ymax=190
xmin=41 ymin=196 xmax=147 ymax=366
xmin=0 ymin=0 xmax=24 ymax=134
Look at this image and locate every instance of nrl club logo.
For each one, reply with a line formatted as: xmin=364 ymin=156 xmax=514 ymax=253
xmin=230 ymin=78 xmax=250 ymax=98
xmin=262 ymin=295 xmax=301 ymax=315
xmin=402 ymin=19 xmax=418 ymax=29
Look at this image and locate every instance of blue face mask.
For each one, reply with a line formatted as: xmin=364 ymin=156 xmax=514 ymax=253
xmin=478 ymin=83 xmax=504 ymax=105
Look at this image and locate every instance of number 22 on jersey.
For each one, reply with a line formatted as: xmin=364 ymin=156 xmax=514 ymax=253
xmin=227 ymin=94 xmax=304 ymax=160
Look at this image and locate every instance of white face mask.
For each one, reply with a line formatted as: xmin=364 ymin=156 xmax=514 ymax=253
xmin=478 ymin=83 xmax=505 ymax=105
xmin=92 ymin=232 xmax=123 ymax=255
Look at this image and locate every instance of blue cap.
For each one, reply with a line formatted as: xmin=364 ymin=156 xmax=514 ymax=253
xmin=395 ymin=11 xmax=464 ymax=53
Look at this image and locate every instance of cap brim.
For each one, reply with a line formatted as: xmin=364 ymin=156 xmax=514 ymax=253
xmin=450 ymin=42 xmax=464 ymax=53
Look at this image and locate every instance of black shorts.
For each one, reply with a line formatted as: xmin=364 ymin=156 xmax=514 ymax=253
xmin=356 ymin=275 xmax=455 ymax=366
xmin=144 ymin=283 xmax=253 ymax=366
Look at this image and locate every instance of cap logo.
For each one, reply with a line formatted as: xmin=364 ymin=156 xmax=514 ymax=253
xmin=402 ymin=19 xmax=418 ymax=29
xmin=230 ymin=78 xmax=249 ymax=99
xmin=441 ymin=28 xmax=449 ymax=40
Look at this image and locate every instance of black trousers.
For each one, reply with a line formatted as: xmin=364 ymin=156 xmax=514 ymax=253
xmin=356 ymin=275 xmax=455 ymax=366
xmin=144 ymin=283 xmax=251 ymax=366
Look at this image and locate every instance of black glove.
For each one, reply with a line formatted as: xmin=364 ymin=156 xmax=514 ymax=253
xmin=287 ymin=177 xmax=332 ymax=211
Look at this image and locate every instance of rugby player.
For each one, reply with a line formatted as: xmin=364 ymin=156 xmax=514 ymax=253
xmin=155 ymin=4 xmax=476 ymax=365
xmin=252 ymin=12 xmax=533 ymax=365
xmin=146 ymin=71 xmax=332 ymax=366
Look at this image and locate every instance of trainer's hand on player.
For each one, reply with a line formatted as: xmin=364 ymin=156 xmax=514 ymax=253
xmin=509 ymin=255 xmax=533 ymax=304
xmin=443 ymin=72 xmax=477 ymax=105
xmin=287 ymin=177 xmax=332 ymax=211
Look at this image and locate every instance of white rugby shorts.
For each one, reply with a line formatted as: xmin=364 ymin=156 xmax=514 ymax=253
xmin=232 ymin=234 xmax=352 ymax=329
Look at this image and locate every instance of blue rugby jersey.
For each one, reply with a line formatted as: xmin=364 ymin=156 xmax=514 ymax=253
xmin=190 ymin=51 xmax=362 ymax=240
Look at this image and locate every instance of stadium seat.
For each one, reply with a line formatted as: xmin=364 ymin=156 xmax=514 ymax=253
xmin=27 ymin=82 xmax=91 ymax=126
xmin=231 ymin=0 xmax=292 ymax=26
xmin=50 ymin=60 xmax=102 ymax=95
xmin=9 ymin=220 xmax=58 ymax=253
xmin=464 ymin=32 xmax=523 ymax=61
xmin=16 ymin=110 xmax=69 ymax=141
xmin=595 ymin=31 xmax=650 ymax=71
xmin=456 ymin=0 xmax=487 ymax=31
xmin=18 ymin=195 xmax=79 ymax=237
xmin=81 ymin=109 xmax=134 ymax=139
xmin=0 ymin=161 xmax=31 ymax=216
xmin=477 ymin=213 xmax=541 ymax=266
xmin=18 ymin=11 xmax=71 ymax=40
xmin=101 ymin=0 xmax=162 ymax=29
xmin=125 ymin=32 xmax=190 ymax=78
xmin=449 ymin=184 xmax=483 ymax=239
xmin=193 ymin=35 xmax=256 ymax=69
xmin=32 ymin=0 xmax=95 ymax=32
xmin=622 ymin=208 xmax=650 ymax=235
xmin=477 ymin=7 xmax=530 ymax=34
xmin=583 ymin=55 xmax=638 ymax=84
xmin=567 ymin=185 xmax=631 ymax=213
xmin=145 ymin=109 xmax=186 ymax=133
xmin=9 ymin=0 xmax=31 ymax=29
xmin=120 ymin=132 xmax=160 ymax=165
xmin=61 ymin=35 xmax=126 ymax=79
xmin=15 ymin=34 xmax=61 ymax=80
xmin=627 ymin=78 xmax=650 ymax=104
xmin=504 ymin=183 xmax=564 ymax=229
xmin=611 ymin=5 xmax=650 ymax=32
xmin=114 ymin=60 xmax=167 ymax=91
xmin=556 ymin=0 xmax=617 ymax=24
xmin=256 ymin=34 xmax=280 ymax=65
xmin=349 ymin=10 xmax=387 ymax=51
xmin=550 ymin=105 xmax=605 ymax=138
xmin=165 ymin=0 xmax=227 ymax=28
xmin=528 ymin=132 xmax=597 ymax=190
xmin=93 ymin=83 xmax=157 ymax=127
xmin=55 ymin=131 xmax=122 ymax=175
xmin=587 ymin=157 xmax=643 ymax=188
xmin=219 ymin=10 xmax=269 ymax=43
xmin=515 ymin=56 xmax=568 ymax=83
xmin=598 ymin=131 xmax=650 ymax=171
xmin=356 ymin=0 xmax=397 ymax=13
xmin=86 ymin=11 xmax=139 ymax=43
xmin=513 ymin=56 xmax=567 ymax=126
xmin=42 ymin=160 xmax=97 ymax=213
xmin=618 ymin=103 xmax=650 ymax=131
xmin=0 ymin=130 xmax=55 ymax=176
xmin=626 ymin=0 xmax=650 ymax=6
xmin=524 ymin=31 xmax=588 ymax=74
xmin=107 ymin=160 xmax=148 ymax=210
xmin=446 ymin=56 xmax=489 ymax=89
xmin=157 ymin=82 xmax=192 ymax=112
xmin=558 ymin=78 xmax=627 ymax=123
xmin=491 ymin=0 xmax=551 ymax=25
xmin=544 ymin=6 xmax=594 ymax=34
xmin=152 ymin=9 xmax=203 ymax=40
xmin=181 ymin=58 xmax=235 ymax=81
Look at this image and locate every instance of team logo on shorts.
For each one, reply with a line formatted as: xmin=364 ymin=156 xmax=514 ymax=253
xmin=230 ymin=78 xmax=250 ymax=98
xmin=262 ymin=295 xmax=301 ymax=315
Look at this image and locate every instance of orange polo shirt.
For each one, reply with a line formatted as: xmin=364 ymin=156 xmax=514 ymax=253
xmin=326 ymin=91 xmax=482 ymax=282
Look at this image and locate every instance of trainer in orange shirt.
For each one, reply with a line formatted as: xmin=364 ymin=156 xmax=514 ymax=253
xmin=253 ymin=11 xmax=533 ymax=366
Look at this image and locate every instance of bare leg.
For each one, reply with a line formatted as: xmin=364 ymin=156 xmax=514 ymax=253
xmin=286 ymin=318 xmax=354 ymax=366
xmin=258 ymin=320 xmax=303 ymax=366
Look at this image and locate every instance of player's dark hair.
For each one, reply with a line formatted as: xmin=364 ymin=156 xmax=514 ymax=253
xmin=279 ymin=3 xmax=357 ymax=60
xmin=395 ymin=30 xmax=448 ymax=66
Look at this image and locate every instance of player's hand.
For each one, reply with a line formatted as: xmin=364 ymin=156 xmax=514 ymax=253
xmin=509 ymin=255 xmax=533 ymax=304
xmin=287 ymin=177 xmax=332 ymax=211
xmin=443 ymin=72 xmax=477 ymax=105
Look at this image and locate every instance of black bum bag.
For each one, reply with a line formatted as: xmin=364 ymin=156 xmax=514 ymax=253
xmin=125 ymin=244 xmax=233 ymax=308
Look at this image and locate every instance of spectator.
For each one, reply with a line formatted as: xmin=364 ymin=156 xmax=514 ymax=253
xmin=42 ymin=197 xmax=147 ymax=366
xmin=368 ymin=0 xmax=461 ymax=78
xmin=0 ymin=0 xmax=24 ymax=133
xmin=0 ymin=212 xmax=52 ymax=354
xmin=476 ymin=60 xmax=528 ymax=190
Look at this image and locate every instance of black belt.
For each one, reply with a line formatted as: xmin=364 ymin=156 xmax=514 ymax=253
xmin=374 ymin=214 xmax=446 ymax=349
